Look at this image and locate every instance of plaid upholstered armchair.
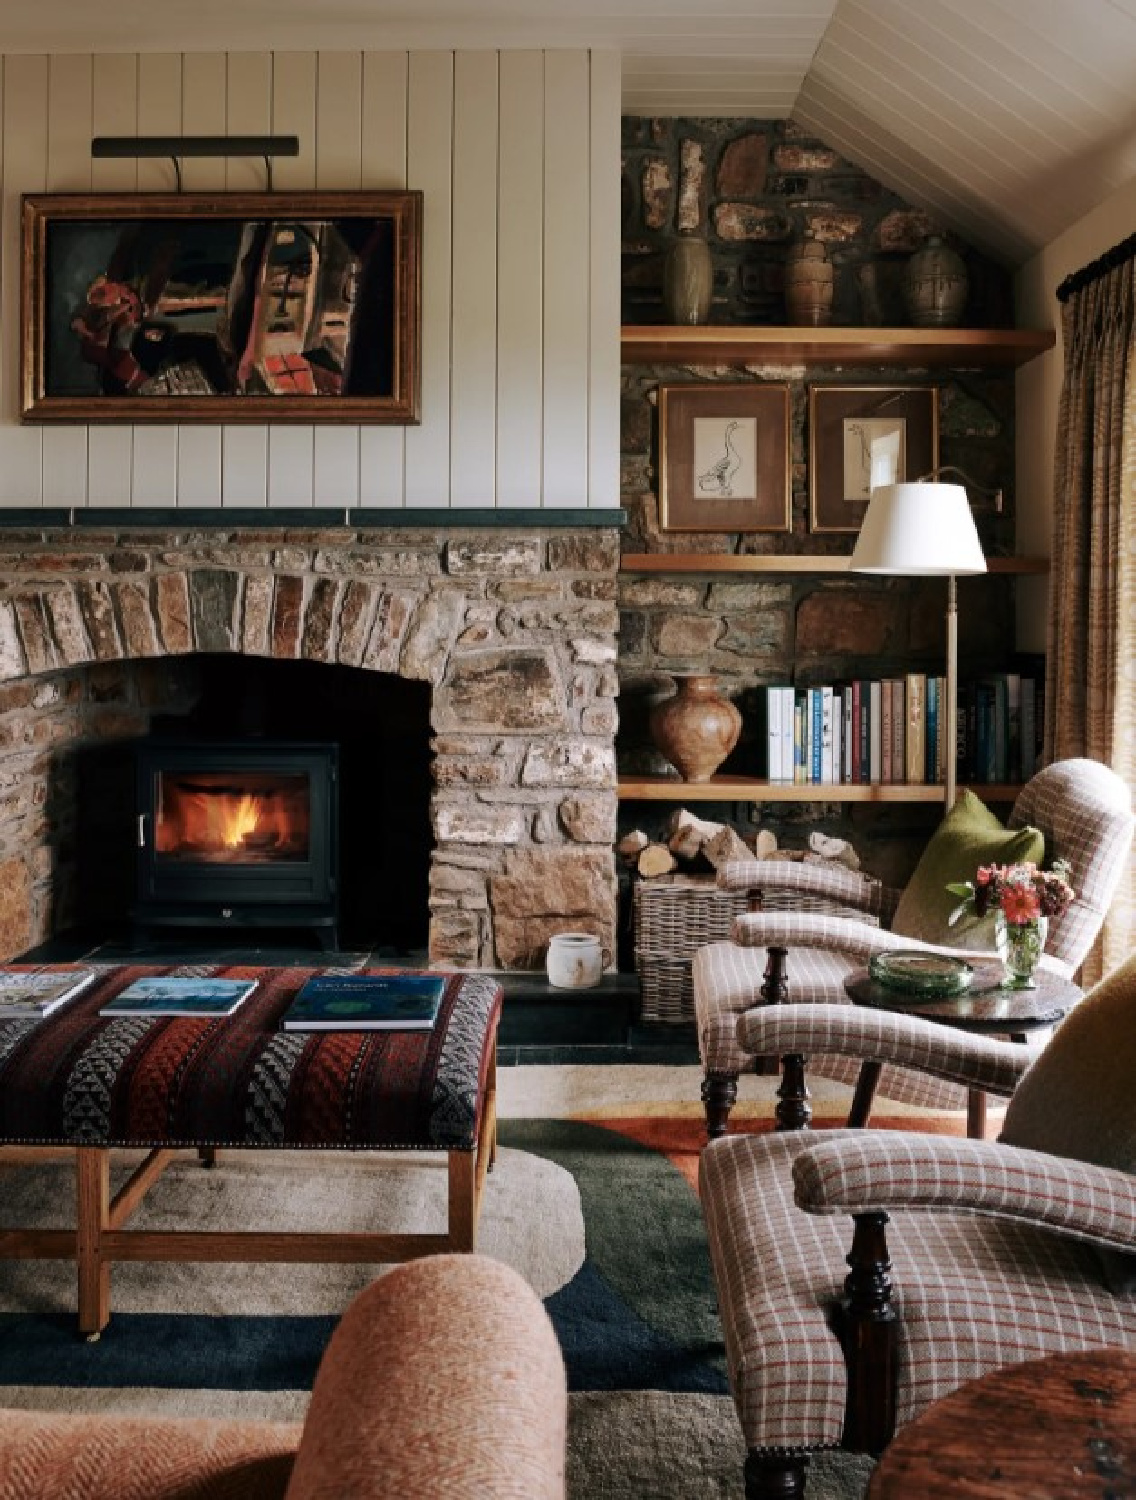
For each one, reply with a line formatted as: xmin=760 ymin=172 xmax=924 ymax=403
xmin=693 ymin=759 xmax=1134 ymax=1139
xmin=699 ymin=953 xmax=1136 ymax=1499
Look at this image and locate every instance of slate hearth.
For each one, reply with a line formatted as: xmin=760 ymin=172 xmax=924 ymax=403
xmin=0 ymin=522 xmax=621 ymax=974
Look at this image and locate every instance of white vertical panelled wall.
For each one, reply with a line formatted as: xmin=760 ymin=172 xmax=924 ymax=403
xmin=0 ymin=48 xmax=620 ymax=510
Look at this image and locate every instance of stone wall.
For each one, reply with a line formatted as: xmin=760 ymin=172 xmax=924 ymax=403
xmin=617 ymin=117 xmax=1020 ymax=883
xmin=621 ymin=117 xmax=1012 ymax=328
xmin=0 ymin=526 xmax=621 ymax=969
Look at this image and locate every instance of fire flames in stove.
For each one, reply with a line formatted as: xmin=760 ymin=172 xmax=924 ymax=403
xmin=155 ymin=771 xmax=311 ymax=863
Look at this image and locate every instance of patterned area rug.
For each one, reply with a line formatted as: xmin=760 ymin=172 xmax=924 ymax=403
xmin=0 ymin=1071 xmax=964 ymax=1497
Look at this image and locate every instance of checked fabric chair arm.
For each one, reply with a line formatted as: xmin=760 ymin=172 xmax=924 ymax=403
xmin=730 ymin=910 xmax=1003 ymax=965
xmin=736 ymin=1004 xmax=1031 ymax=1099
xmin=792 ymin=1133 xmax=1136 ymax=1256
xmin=718 ymin=858 xmax=899 ymax=923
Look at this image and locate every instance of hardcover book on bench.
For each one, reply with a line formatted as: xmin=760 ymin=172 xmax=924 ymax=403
xmin=99 ymin=976 xmax=258 ymax=1017
xmin=0 ymin=967 xmax=97 ymax=1018
xmin=282 ymin=972 xmax=447 ymax=1031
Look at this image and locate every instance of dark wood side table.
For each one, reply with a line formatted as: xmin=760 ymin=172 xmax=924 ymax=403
xmin=868 ymin=1348 xmax=1136 ymax=1498
xmin=844 ymin=963 xmax=1082 ymax=1137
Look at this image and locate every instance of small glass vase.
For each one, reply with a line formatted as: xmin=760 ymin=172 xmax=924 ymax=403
xmin=994 ymin=912 xmax=1048 ymax=989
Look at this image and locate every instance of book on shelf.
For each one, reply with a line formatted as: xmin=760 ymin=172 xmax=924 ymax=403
xmin=0 ymin=967 xmax=97 ymax=1018
xmin=869 ymin=681 xmax=883 ymax=783
xmin=905 ymin=673 xmax=926 ymax=785
xmin=765 ymin=686 xmax=783 ymax=782
xmin=925 ymin=676 xmax=939 ymax=784
xmin=99 ymin=975 xmax=258 ymax=1018
xmin=282 ymin=972 xmax=447 ymax=1032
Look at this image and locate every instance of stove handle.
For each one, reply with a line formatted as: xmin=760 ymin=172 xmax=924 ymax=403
xmin=137 ymin=814 xmax=148 ymax=849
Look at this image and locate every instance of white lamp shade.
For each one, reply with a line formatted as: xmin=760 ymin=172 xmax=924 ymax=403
xmin=850 ymin=482 xmax=987 ymax=576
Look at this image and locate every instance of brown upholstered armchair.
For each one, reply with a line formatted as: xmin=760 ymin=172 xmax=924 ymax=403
xmin=699 ymin=953 xmax=1136 ymax=1500
xmin=0 ymin=1254 xmax=567 ymax=1500
xmin=694 ymin=759 xmax=1135 ymax=1138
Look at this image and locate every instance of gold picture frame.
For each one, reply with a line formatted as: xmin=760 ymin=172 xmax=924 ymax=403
xmin=21 ymin=191 xmax=422 ymax=424
xmin=808 ymin=384 xmax=939 ymax=533
xmin=658 ymin=382 xmax=791 ymax=533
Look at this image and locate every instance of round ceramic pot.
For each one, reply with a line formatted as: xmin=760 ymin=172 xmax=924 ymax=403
xmin=663 ymin=237 xmax=713 ymax=325
xmin=546 ymin=932 xmax=609 ymax=990
xmin=784 ymin=236 xmax=834 ymax=327
xmin=995 ymin=912 xmax=1048 ymax=989
xmin=903 ymin=234 xmax=968 ymax=328
xmin=649 ymin=674 xmax=742 ymax=782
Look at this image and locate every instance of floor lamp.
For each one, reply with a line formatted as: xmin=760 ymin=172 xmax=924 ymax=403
xmin=850 ymin=480 xmax=987 ymax=810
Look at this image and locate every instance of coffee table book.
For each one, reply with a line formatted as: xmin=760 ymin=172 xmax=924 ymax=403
xmin=0 ymin=967 xmax=97 ymax=1018
xmin=282 ymin=973 xmax=447 ymax=1031
xmin=99 ymin=976 xmax=258 ymax=1018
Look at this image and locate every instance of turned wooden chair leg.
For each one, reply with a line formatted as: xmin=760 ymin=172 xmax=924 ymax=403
xmin=847 ymin=1061 xmax=882 ymax=1128
xmin=702 ymin=1072 xmax=738 ymax=1139
xmin=839 ymin=1211 xmax=898 ymax=1456
xmin=744 ymin=1451 xmax=809 ymax=1498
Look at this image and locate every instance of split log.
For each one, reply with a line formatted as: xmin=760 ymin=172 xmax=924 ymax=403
xmin=752 ymin=828 xmax=779 ymax=859
xmin=616 ymin=830 xmax=650 ymax=866
xmin=666 ymin=808 xmax=724 ymax=861
xmin=703 ymin=825 xmax=754 ymax=870
xmin=637 ymin=842 xmax=679 ymax=879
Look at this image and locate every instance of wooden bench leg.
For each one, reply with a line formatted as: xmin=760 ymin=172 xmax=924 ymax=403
xmin=76 ymin=1148 xmax=110 ymax=1339
xmin=448 ymin=1149 xmax=477 ymax=1252
xmin=485 ymin=1041 xmax=498 ymax=1172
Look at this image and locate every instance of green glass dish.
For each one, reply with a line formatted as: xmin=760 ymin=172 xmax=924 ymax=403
xmin=868 ymin=950 xmax=974 ymax=998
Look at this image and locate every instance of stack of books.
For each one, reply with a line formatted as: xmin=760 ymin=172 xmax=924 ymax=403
xmin=760 ymin=678 xmax=948 ymax=787
xmin=759 ymin=665 xmax=1045 ymax=789
xmin=957 ymin=665 xmax=1045 ymax=785
xmin=0 ymin=967 xmax=97 ymax=1019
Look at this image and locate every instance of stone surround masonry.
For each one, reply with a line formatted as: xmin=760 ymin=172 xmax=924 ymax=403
xmin=0 ymin=526 xmax=621 ymax=970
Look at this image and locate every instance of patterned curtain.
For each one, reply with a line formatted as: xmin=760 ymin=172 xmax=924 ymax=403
xmin=1046 ymin=260 xmax=1136 ymax=981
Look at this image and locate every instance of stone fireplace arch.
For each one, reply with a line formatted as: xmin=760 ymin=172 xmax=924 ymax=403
xmin=0 ymin=526 xmax=620 ymax=969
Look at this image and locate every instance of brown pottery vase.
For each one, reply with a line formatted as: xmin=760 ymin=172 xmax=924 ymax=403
xmin=784 ymin=234 xmax=834 ymax=327
xmin=663 ymin=236 xmax=713 ymax=325
xmin=649 ymin=675 xmax=742 ymax=782
xmin=903 ymin=234 xmax=968 ymax=327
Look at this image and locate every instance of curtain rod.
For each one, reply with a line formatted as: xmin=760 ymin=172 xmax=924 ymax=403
xmin=1056 ymin=229 xmax=1136 ymax=303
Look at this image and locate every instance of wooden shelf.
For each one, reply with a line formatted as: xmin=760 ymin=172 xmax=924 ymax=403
xmin=621 ymin=325 xmax=1055 ymax=368
xmin=617 ymin=776 xmax=1022 ymax=804
xmin=619 ymin=553 xmax=1049 ymax=575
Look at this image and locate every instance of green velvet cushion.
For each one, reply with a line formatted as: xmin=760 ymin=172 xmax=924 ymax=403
xmin=890 ymin=789 xmax=1045 ymax=951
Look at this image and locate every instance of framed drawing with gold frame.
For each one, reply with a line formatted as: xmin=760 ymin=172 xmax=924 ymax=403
xmin=808 ymin=383 xmax=939 ymax=533
xmin=658 ymin=382 xmax=791 ymax=533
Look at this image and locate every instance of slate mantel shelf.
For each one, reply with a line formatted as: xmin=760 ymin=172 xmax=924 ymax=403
xmin=0 ymin=508 xmax=627 ymax=529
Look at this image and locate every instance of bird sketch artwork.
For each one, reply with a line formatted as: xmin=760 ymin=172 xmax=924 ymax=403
xmin=842 ymin=417 xmax=906 ymax=501
xmin=694 ymin=416 xmax=757 ymax=501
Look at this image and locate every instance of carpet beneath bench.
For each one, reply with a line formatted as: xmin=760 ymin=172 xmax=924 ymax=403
xmin=0 ymin=1070 xmax=964 ymax=1498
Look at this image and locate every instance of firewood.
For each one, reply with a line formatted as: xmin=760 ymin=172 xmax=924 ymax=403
xmin=808 ymin=830 xmax=861 ymax=870
xmin=703 ymin=825 xmax=753 ymax=870
xmin=616 ymin=830 xmax=650 ymax=866
xmin=752 ymin=828 xmax=778 ymax=859
xmin=637 ymin=842 xmax=679 ymax=879
xmin=666 ymin=807 xmax=724 ymax=861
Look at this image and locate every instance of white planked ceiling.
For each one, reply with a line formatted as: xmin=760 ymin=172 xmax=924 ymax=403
xmin=3 ymin=0 xmax=1134 ymax=262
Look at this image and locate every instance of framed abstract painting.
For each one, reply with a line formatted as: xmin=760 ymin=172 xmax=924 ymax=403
xmin=21 ymin=191 xmax=422 ymax=423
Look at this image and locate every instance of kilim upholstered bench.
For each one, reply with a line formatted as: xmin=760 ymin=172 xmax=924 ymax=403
xmin=0 ymin=964 xmax=501 ymax=1336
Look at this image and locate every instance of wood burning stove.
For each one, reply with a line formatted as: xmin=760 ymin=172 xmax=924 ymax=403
xmin=135 ymin=740 xmax=339 ymax=948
